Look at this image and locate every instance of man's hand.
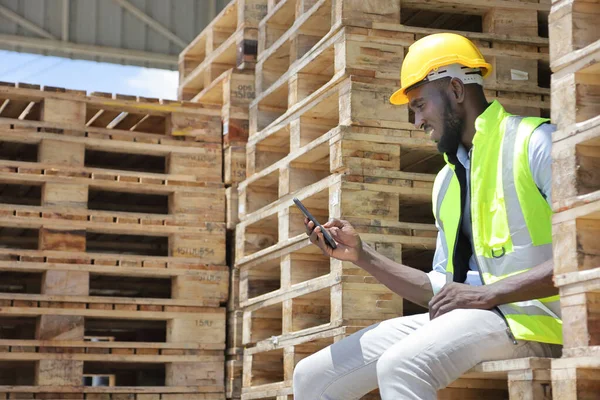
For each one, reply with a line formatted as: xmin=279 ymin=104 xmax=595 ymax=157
xmin=305 ymin=218 xmax=362 ymax=262
xmin=428 ymin=282 xmax=495 ymax=319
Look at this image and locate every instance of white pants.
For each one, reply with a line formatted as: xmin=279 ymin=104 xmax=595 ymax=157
xmin=293 ymin=309 xmax=561 ymax=400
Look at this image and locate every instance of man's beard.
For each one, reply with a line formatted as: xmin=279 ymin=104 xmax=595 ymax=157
xmin=437 ymin=99 xmax=463 ymax=155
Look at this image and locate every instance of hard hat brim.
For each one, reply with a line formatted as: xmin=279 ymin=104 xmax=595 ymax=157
xmin=389 ymin=88 xmax=409 ymax=105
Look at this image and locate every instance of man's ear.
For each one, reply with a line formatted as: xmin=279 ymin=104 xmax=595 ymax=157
xmin=449 ymin=78 xmax=465 ymax=104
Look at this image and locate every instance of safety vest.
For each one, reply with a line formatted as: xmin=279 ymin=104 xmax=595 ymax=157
xmin=432 ymin=100 xmax=563 ymax=345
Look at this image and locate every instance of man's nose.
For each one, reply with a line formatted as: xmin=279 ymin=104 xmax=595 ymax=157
xmin=414 ymin=112 xmax=425 ymax=130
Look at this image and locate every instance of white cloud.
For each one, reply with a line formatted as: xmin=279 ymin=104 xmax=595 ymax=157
xmin=125 ymin=68 xmax=179 ymax=100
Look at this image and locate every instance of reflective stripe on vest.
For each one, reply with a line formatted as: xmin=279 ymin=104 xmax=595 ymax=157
xmin=433 ymin=102 xmax=562 ymax=345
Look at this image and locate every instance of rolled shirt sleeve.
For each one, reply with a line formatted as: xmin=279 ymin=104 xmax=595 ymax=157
xmin=428 ymin=222 xmax=449 ymax=295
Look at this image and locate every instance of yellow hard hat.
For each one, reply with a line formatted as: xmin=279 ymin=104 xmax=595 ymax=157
xmin=390 ymin=33 xmax=493 ymax=105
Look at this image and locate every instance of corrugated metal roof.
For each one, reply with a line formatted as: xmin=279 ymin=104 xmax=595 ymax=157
xmin=0 ymin=0 xmax=229 ymax=70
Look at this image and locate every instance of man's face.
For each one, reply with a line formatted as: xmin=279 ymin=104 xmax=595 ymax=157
xmin=406 ymin=80 xmax=464 ymax=155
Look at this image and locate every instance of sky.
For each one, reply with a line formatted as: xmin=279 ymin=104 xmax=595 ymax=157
xmin=0 ymin=50 xmax=179 ymax=100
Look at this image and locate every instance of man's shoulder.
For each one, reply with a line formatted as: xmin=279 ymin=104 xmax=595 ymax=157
xmin=532 ymin=121 xmax=556 ymax=135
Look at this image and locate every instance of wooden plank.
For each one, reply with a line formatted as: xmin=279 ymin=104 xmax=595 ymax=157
xmin=178 ymin=0 xmax=268 ymax=85
xmin=552 ymin=357 xmax=600 ymax=400
xmin=552 ymin=198 xmax=600 ymax=274
xmin=172 ymin=273 xmax=229 ymax=303
xmin=0 ymin=300 xmax=225 ymax=323
xmin=0 ymin=292 xmax=221 ymax=308
xmin=0 ymin=339 xmax=224 ymax=351
xmin=179 ymin=27 xmax=261 ymax=101
xmin=0 ymin=203 xmax=226 ymax=231
xmin=552 ymin=114 xmax=600 ymax=212
xmin=226 ymin=186 xmax=240 ymax=231
xmin=0 ymin=160 xmax=224 ymax=195
xmin=0 ymin=248 xmax=229 ymax=274
xmin=36 ymin=360 xmax=83 ymax=386
xmin=0 ymin=385 xmax=224 ymax=395
xmin=167 ymin=148 xmax=223 ymax=183
xmin=226 ymin=354 xmax=243 ymax=399
xmin=165 ymin=361 xmax=225 ymax=388
xmin=41 ymin=98 xmax=86 ymax=126
xmin=227 ymin=310 xmax=244 ymax=350
xmin=551 ymin=43 xmax=600 ymax=130
xmin=167 ymin=112 xmax=222 ymax=143
xmin=555 ymin=269 xmax=600 ymax=350
xmin=549 ymin=0 xmax=600 ymax=65
xmin=225 ymin=145 xmax=247 ymax=185
xmin=0 ymin=352 xmax=223 ymax=363
xmin=170 ymin=233 xmax=227 ymax=265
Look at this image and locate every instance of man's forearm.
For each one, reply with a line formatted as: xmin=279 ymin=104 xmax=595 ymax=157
xmin=487 ymin=258 xmax=557 ymax=307
xmin=355 ymin=243 xmax=434 ymax=308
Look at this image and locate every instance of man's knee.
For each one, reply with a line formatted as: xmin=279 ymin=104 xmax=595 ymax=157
xmin=293 ymin=353 xmax=321 ymax=397
xmin=376 ymin=346 xmax=429 ymax=386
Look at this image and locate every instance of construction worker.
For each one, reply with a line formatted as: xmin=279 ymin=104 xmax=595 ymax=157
xmin=293 ymin=33 xmax=562 ymax=399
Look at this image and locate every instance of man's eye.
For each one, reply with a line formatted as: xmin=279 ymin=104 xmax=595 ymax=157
xmin=417 ymin=104 xmax=424 ymax=111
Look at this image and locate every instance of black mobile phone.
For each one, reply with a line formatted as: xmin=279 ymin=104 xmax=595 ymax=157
xmin=293 ymin=197 xmax=337 ymax=249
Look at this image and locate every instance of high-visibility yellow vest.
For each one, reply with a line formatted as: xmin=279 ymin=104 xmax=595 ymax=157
xmin=432 ymin=100 xmax=562 ymax=345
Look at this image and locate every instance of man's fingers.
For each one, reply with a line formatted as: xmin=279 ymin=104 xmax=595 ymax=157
xmin=308 ymin=228 xmax=319 ymax=244
xmin=316 ymin=230 xmax=333 ymax=256
xmin=305 ymin=219 xmax=315 ymax=236
xmin=428 ymin=293 xmax=445 ymax=319
xmin=322 ymin=218 xmax=343 ymax=229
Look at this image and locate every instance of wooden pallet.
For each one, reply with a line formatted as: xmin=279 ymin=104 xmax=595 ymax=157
xmin=552 ymin=114 xmax=600 ymax=214
xmin=240 ymin=271 xmax=404 ymax=346
xmin=251 ymin=40 xmax=549 ymax=142
xmin=258 ymin=0 xmax=549 ymax=83
xmin=0 ymin=158 xmax=225 ymax=205
xmin=552 ymin=356 xmax=600 ymax=400
xmin=236 ymin=171 xmax=437 ymax=262
xmin=178 ymin=0 xmax=268 ymax=101
xmin=247 ymin=94 xmax=435 ymax=181
xmin=553 ymin=268 xmax=600 ymax=353
xmin=252 ymin=26 xmax=411 ymax=135
xmin=244 ymin=321 xmax=550 ymax=400
xmin=552 ymin=190 xmax=600 ymax=275
xmin=185 ymin=69 xmax=255 ymax=147
xmin=0 ymin=387 xmax=225 ymax=400
xmin=551 ymin=39 xmax=600 ymax=130
xmin=241 ymin=326 xmax=380 ymax=400
xmin=226 ymin=352 xmax=243 ymax=399
xmin=243 ymin=124 xmax=438 ymax=208
xmin=0 ymin=83 xmax=221 ymax=144
xmin=0 ymin=249 xmax=228 ymax=305
xmin=256 ymin=19 xmax=551 ymax=106
xmin=549 ymin=0 xmax=600 ymax=65
xmin=443 ymin=358 xmax=553 ymax=400
xmin=0 ymin=126 xmax=223 ymax=185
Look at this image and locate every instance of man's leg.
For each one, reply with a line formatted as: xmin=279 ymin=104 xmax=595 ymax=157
xmin=293 ymin=313 xmax=430 ymax=400
xmin=376 ymin=308 xmax=561 ymax=400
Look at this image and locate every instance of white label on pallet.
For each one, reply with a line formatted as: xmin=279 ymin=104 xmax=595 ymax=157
xmin=510 ymin=69 xmax=529 ymax=81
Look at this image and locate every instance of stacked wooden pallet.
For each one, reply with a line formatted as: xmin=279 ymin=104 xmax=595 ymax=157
xmin=178 ymin=1 xmax=270 ymax=399
xmin=234 ymin=0 xmax=554 ymax=399
xmin=0 ymin=83 xmax=228 ymax=399
xmin=549 ymin=0 xmax=600 ymax=398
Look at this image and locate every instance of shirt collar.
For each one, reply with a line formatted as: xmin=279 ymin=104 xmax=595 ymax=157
xmin=456 ymin=144 xmax=469 ymax=168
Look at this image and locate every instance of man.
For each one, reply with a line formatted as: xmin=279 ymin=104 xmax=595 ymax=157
xmin=293 ymin=33 xmax=562 ymax=399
